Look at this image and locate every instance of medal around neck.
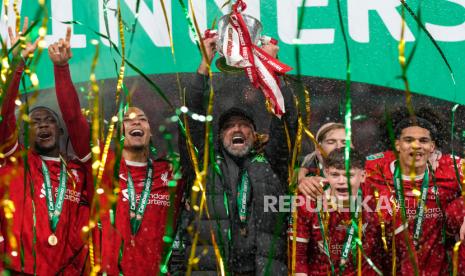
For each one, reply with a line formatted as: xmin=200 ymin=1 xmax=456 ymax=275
xmin=41 ymin=160 xmax=67 ymax=247
xmin=48 ymin=233 xmax=58 ymax=246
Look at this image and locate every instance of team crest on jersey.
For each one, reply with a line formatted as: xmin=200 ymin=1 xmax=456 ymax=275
xmin=71 ymin=169 xmax=80 ymax=183
xmin=161 ymin=171 xmax=169 ymax=186
xmin=366 ymin=152 xmax=384 ymax=161
xmin=387 ymin=194 xmax=401 ymax=216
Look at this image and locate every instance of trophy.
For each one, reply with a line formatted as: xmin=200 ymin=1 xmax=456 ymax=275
xmin=215 ymin=13 xmax=264 ymax=73
xmin=209 ymin=0 xmax=292 ymax=116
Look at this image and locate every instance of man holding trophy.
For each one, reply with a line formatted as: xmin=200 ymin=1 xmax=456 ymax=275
xmin=175 ymin=1 xmax=296 ymax=275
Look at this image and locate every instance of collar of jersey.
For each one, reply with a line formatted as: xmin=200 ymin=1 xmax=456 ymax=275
xmin=389 ymin=160 xmax=427 ymax=181
xmin=125 ymin=159 xmax=148 ymax=167
xmin=40 ymin=155 xmax=60 ymax=162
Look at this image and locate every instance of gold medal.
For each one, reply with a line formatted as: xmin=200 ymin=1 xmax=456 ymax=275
xmin=48 ymin=234 xmax=58 ymax=246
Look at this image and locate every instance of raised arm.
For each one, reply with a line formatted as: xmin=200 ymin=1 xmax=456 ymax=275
xmin=178 ymin=35 xmax=217 ymax=181
xmin=0 ymin=17 xmax=38 ymax=157
xmin=49 ymin=27 xmax=91 ymax=162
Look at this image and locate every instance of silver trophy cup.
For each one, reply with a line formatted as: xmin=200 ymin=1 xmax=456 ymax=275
xmin=215 ymin=13 xmax=263 ymax=73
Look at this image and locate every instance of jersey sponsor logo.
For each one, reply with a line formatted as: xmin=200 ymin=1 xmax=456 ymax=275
xmin=386 ymin=193 xmax=443 ymax=220
xmin=317 ymin=223 xmax=368 ymax=255
xmin=366 ymin=152 xmax=384 ymax=160
xmin=121 ymin=188 xmax=171 ymax=206
xmin=40 ymin=183 xmax=81 ymax=204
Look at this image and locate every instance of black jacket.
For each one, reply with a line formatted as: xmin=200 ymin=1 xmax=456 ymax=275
xmin=175 ymin=73 xmax=297 ymax=275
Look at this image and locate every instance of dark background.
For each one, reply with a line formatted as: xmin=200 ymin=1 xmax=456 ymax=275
xmin=24 ymin=72 xmax=465 ymax=161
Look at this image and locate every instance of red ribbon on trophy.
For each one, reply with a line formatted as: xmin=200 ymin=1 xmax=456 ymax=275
xmin=222 ymin=0 xmax=292 ymax=117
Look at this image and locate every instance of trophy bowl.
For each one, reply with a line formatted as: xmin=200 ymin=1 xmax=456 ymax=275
xmin=215 ymin=13 xmax=263 ymax=73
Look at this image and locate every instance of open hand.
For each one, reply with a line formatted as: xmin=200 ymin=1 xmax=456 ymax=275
xmin=298 ymin=176 xmax=325 ymax=199
xmin=48 ymin=27 xmax=73 ymax=66
xmin=8 ymin=17 xmax=39 ymax=59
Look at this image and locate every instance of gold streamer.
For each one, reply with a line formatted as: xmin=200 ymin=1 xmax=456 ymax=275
xmin=3 ymin=1 xmax=8 ymax=21
xmin=183 ymin=0 xmax=226 ymax=274
xmin=302 ymin=125 xmax=326 ymax=158
xmin=304 ymin=87 xmax=311 ymax=128
xmin=287 ymin=97 xmax=303 ymax=276
xmin=398 ymin=0 xmax=414 ymax=116
xmin=159 ymin=0 xmax=175 ymax=58
xmin=0 ymin=163 xmax=19 ymax=257
xmin=391 ymin=198 xmax=397 ymax=276
xmin=373 ymin=188 xmax=388 ymax=251
xmin=453 ymin=241 xmax=462 ymax=276
xmin=87 ymin=41 xmax=101 ymax=274
xmin=115 ymin=0 xmax=126 ymax=99
xmin=13 ymin=0 xmax=20 ymax=34
xmin=357 ymin=214 xmax=362 ymax=276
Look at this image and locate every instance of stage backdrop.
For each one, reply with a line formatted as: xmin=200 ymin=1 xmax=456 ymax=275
xmin=1 ymin=0 xmax=465 ymax=104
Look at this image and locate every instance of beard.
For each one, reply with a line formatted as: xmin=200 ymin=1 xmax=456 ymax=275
xmin=222 ymin=140 xmax=253 ymax=158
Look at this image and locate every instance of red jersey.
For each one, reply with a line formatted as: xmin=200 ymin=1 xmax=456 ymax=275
xmin=98 ymin=154 xmax=183 ymax=275
xmin=365 ymin=151 xmax=463 ymax=275
xmin=53 ymin=64 xmax=185 ymax=275
xmin=0 ymin=63 xmax=90 ymax=275
xmin=0 ymin=150 xmax=88 ymax=275
xmin=292 ymin=187 xmax=384 ymax=275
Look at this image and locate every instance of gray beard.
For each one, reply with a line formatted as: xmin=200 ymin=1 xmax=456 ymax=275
xmin=223 ymin=142 xmax=253 ymax=158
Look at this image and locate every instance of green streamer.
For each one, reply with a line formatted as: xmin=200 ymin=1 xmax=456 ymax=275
xmin=177 ymin=0 xmax=201 ymax=48
xmin=158 ymin=125 xmax=183 ymax=276
xmin=451 ymin=104 xmax=461 ymax=190
xmin=399 ymin=0 xmax=455 ymax=85
xmin=58 ymin=20 xmax=174 ymax=109
xmin=385 ymin=111 xmax=420 ymax=276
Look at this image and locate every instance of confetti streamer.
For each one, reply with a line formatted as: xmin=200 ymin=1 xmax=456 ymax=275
xmin=385 ymin=111 xmax=420 ymax=276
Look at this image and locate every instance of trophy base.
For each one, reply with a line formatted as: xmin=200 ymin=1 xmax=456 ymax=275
xmin=215 ymin=57 xmax=244 ymax=74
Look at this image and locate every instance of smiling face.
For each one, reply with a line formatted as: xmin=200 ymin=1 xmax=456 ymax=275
xmin=29 ymin=108 xmax=62 ymax=156
xmin=220 ymin=116 xmax=256 ymax=158
xmin=123 ymin=107 xmax=151 ymax=151
xmin=324 ymin=167 xmax=366 ymax=201
xmin=395 ymin=126 xmax=435 ymax=175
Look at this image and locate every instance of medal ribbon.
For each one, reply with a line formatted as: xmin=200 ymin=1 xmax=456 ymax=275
xmin=393 ymin=163 xmax=429 ymax=249
xmin=339 ymin=188 xmax=362 ymax=272
xmin=126 ymin=158 xmax=154 ymax=235
xmin=237 ymin=169 xmax=251 ymax=224
xmin=412 ymin=169 xmax=429 ymax=248
xmin=316 ymin=210 xmax=335 ymax=275
xmin=41 ymin=159 xmax=67 ymax=233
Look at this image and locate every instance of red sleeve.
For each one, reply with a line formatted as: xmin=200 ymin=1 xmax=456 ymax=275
xmin=54 ymin=64 xmax=91 ymax=162
xmin=0 ymin=63 xmax=24 ymax=157
xmin=445 ymin=197 xmax=465 ymax=235
xmin=294 ymin=196 xmax=312 ymax=274
xmin=295 ymin=241 xmax=309 ymax=274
